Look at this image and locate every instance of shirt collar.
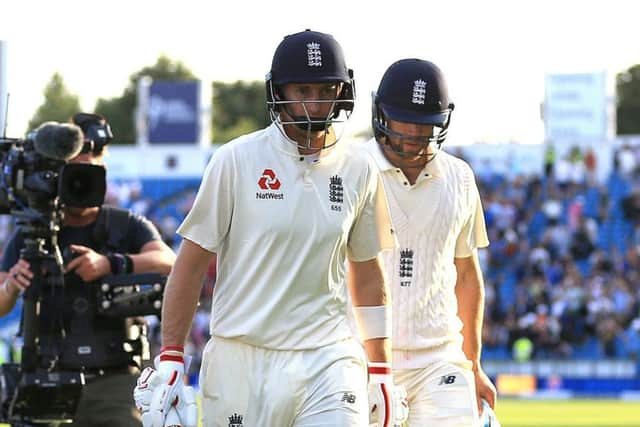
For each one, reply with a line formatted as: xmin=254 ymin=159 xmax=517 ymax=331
xmin=423 ymin=151 xmax=442 ymax=178
xmin=366 ymin=138 xmax=442 ymax=178
xmin=367 ymin=138 xmax=396 ymax=172
xmin=268 ymin=122 xmax=337 ymax=164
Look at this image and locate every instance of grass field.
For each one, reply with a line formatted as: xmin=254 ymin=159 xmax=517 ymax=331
xmin=1 ymin=398 xmax=638 ymax=426
xmin=496 ymin=398 xmax=640 ymax=427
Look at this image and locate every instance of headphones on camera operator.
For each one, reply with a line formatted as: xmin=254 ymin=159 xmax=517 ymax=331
xmin=72 ymin=112 xmax=113 ymax=156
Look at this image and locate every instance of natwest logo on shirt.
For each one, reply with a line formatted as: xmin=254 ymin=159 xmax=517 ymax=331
xmin=258 ymin=169 xmax=281 ymax=190
xmin=256 ymin=169 xmax=284 ymax=200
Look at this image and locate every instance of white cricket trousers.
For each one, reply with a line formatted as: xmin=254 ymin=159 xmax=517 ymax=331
xmin=199 ymin=336 xmax=369 ymax=427
xmin=395 ymin=360 xmax=480 ymax=427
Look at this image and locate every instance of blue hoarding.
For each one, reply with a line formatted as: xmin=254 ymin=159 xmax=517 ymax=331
xmin=148 ymin=81 xmax=199 ymax=144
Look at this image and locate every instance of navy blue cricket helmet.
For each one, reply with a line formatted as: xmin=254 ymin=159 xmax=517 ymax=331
xmin=266 ymin=29 xmax=355 ymax=138
xmin=372 ymin=58 xmax=454 ymax=160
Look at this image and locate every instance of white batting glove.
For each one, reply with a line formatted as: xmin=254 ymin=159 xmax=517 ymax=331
xmin=134 ymin=366 xmax=158 ymax=414
xmin=164 ymin=407 xmax=182 ymax=427
xmin=136 ymin=373 xmax=197 ymax=427
xmin=368 ymin=362 xmax=408 ymax=427
xmin=155 ymin=387 xmax=197 ymax=427
xmin=133 ymin=346 xmax=197 ymax=427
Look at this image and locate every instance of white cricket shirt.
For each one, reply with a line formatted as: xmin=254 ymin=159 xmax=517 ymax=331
xmin=363 ymin=139 xmax=489 ymax=369
xmin=178 ymin=124 xmax=395 ymax=350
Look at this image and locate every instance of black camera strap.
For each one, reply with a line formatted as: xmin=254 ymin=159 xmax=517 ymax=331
xmin=91 ymin=205 xmax=132 ymax=253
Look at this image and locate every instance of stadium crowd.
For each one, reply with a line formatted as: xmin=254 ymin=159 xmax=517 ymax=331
xmin=478 ymin=144 xmax=640 ymax=361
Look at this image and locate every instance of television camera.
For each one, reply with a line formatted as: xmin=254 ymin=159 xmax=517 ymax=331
xmin=0 ymin=122 xmax=166 ymax=426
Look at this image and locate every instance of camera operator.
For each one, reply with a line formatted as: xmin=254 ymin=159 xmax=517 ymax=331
xmin=0 ymin=113 xmax=176 ymax=426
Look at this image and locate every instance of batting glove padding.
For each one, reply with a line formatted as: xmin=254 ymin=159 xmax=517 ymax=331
xmin=163 ymin=407 xmax=183 ymax=427
xmin=133 ymin=346 xmax=197 ymax=427
xmin=148 ymin=387 xmax=197 ymax=427
xmin=368 ymin=362 xmax=409 ymax=427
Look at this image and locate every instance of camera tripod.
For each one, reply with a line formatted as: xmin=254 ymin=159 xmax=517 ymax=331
xmin=0 ymin=208 xmax=83 ymax=426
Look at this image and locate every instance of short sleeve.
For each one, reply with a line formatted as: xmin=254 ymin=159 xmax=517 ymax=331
xmin=347 ymin=169 xmax=396 ymax=261
xmin=126 ymin=214 xmax=163 ymax=253
xmin=455 ymin=182 xmax=489 ymax=258
xmin=177 ymin=146 xmax=235 ymax=253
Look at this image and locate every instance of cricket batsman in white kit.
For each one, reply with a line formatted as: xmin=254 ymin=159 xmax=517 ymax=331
xmin=362 ymin=59 xmax=498 ymax=426
xmin=133 ymin=30 xmax=408 ymax=427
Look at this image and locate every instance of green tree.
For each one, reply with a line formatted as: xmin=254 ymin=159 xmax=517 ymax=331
xmin=616 ymin=64 xmax=640 ymax=135
xmin=27 ymin=73 xmax=81 ymax=131
xmin=94 ymin=55 xmax=197 ymax=144
xmin=212 ymin=80 xmax=269 ymax=143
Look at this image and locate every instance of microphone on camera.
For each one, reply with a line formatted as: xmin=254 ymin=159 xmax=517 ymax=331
xmin=33 ymin=121 xmax=84 ymax=161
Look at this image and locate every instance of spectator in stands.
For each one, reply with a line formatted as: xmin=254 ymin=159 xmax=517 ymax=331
xmin=554 ymin=154 xmax=573 ymax=191
xmin=544 ymin=220 xmax=571 ymax=259
xmin=470 ymin=149 xmax=640 ymax=361
xmin=128 ymin=185 xmax=152 ymax=216
xmin=529 ymin=244 xmax=550 ymax=274
xmin=512 ymin=336 xmax=534 ymax=362
xmin=617 ymin=144 xmax=636 ymax=177
xmin=544 ymin=144 xmax=555 ymax=178
xmin=622 ymin=318 xmax=640 ymax=358
xmin=570 ymin=217 xmax=596 ymax=261
xmin=0 ymin=113 xmax=176 ymax=427
xmin=157 ymin=214 xmax=179 ymax=249
xmin=622 ymin=192 xmax=640 ymax=222
xmin=541 ymin=186 xmax=563 ymax=222
xmin=567 ymin=196 xmax=585 ymax=230
xmin=568 ymin=145 xmax=586 ymax=186
xmin=584 ymin=147 xmax=597 ymax=184
xmin=597 ymin=316 xmax=622 ymax=357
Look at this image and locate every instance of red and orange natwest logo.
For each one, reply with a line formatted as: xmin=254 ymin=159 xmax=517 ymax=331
xmin=258 ymin=169 xmax=281 ymax=190
xmin=256 ymin=169 xmax=284 ymax=200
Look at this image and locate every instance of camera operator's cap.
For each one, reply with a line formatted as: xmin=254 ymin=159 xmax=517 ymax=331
xmin=72 ymin=112 xmax=114 ymax=153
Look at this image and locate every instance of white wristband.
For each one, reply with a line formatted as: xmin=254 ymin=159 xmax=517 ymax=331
xmin=352 ymin=305 xmax=391 ymax=341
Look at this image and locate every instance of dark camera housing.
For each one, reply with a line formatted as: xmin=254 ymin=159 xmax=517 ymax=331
xmin=0 ymin=364 xmax=83 ymax=423
xmin=58 ymin=163 xmax=106 ymax=208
